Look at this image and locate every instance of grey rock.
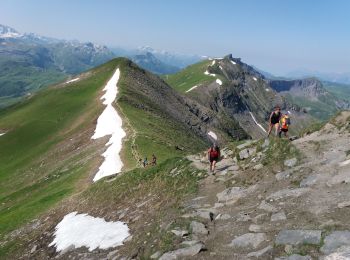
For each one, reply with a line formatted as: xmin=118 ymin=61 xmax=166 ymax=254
xmin=159 ymin=242 xmax=205 ymax=260
xmin=300 ymin=175 xmax=319 ymax=187
xmin=196 ymin=208 xmax=217 ymax=220
xmin=321 ymin=246 xmax=350 ymax=260
xmin=30 ymin=245 xmax=37 ymax=254
xmin=216 ymin=185 xmax=256 ymax=203
xmin=190 ymin=221 xmax=208 ymax=235
xmin=258 ymin=200 xmax=278 ymax=213
xmin=180 ymin=240 xmax=201 ymax=247
xmin=227 ymin=165 xmax=240 ymax=171
xmin=320 ymin=231 xmax=350 ymax=254
xmin=267 ymin=188 xmax=309 ymax=200
xmin=252 ymin=213 xmax=269 ymax=224
xmin=247 ymin=245 xmax=273 ymax=257
xmin=249 ymin=224 xmax=262 ymax=232
xmin=276 ymin=171 xmax=292 ymax=180
xmin=215 ymin=213 xmax=231 ymax=220
xmin=235 ymin=212 xmax=252 ymax=222
xmin=229 ymin=233 xmax=267 ymax=249
xmin=284 ymin=158 xmax=297 ymax=167
xmin=253 ymin=164 xmax=264 ymax=170
xmin=171 ymin=229 xmax=188 ymax=237
xmin=239 ymin=147 xmax=257 ymax=160
xmin=107 ymin=249 xmax=119 ymax=258
xmin=271 ymin=211 xmax=287 ymax=222
xmin=337 ymin=201 xmax=350 ymax=208
xmin=275 ymin=254 xmax=312 ymax=260
xmin=276 ymin=230 xmax=322 ymax=245
xmin=214 ymin=202 xmax=224 ymax=208
xmin=150 ymin=251 xmax=161 ymax=259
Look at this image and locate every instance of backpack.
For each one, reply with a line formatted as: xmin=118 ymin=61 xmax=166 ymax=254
xmin=281 ymin=115 xmax=290 ymax=129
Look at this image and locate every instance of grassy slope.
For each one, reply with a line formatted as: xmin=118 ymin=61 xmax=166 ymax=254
xmin=164 ymin=60 xmax=221 ymax=93
xmin=0 ymin=58 xmax=209 ymax=258
xmin=117 ymin=60 xmax=207 ymax=168
xmin=0 ymin=59 xmax=121 ymax=238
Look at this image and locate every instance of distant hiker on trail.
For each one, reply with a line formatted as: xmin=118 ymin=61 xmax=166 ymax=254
xmin=267 ymin=106 xmax=282 ymax=137
xmin=279 ymin=113 xmax=291 ymax=138
xmin=151 ymin=154 xmax=157 ymax=166
xmin=143 ymin=157 xmax=148 ymax=168
xmin=208 ymin=145 xmax=220 ymax=174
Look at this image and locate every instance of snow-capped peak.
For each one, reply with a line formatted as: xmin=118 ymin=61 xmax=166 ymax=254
xmin=0 ymin=24 xmax=22 ymax=38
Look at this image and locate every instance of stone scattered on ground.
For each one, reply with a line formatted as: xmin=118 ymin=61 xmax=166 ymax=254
xmin=271 ymin=211 xmax=287 ymax=222
xmin=300 ymin=175 xmax=319 ymax=187
xmin=284 ymin=158 xmax=298 ymax=167
xmin=320 ymin=231 xmax=350 ymax=254
xmin=275 ymin=254 xmax=312 ymax=260
xmin=215 ymin=213 xmax=231 ymax=220
xmin=321 ymin=246 xmax=350 ymax=260
xmin=253 ymin=163 xmax=264 ymax=170
xmin=239 ymin=147 xmax=257 ymax=160
xmin=171 ymin=229 xmax=189 ymax=237
xmin=247 ymin=245 xmax=273 ymax=258
xmin=248 ymin=224 xmax=262 ymax=232
xmin=258 ymin=200 xmax=278 ymax=213
xmin=190 ymin=221 xmax=208 ymax=235
xmin=228 ymin=233 xmax=267 ymax=249
xmin=267 ymin=188 xmax=309 ymax=200
xmin=159 ymin=242 xmax=205 ymax=260
xmin=275 ymin=230 xmax=322 ymax=246
xmin=150 ymin=251 xmax=161 ymax=259
xmin=337 ymin=201 xmax=350 ymax=208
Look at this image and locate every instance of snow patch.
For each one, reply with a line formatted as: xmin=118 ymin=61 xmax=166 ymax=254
xmin=204 ymin=70 xmax=216 ymax=77
xmin=230 ymin=61 xmax=236 ymax=65
xmin=91 ymin=69 xmax=126 ymax=182
xmin=208 ymin=131 xmax=218 ymax=141
xmin=0 ymin=132 xmax=6 ymax=137
xmin=211 ymin=60 xmax=216 ymax=66
xmin=219 ymin=65 xmax=224 ymax=71
xmin=249 ymin=112 xmax=267 ymax=133
xmin=65 ymin=78 xmax=80 ymax=84
xmin=186 ymin=85 xmax=198 ymax=93
xmin=49 ymin=212 xmax=130 ymax=252
xmin=253 ymin=77 xmax=258 ymax=81
xmin=216 ymin=79 xmax=223 ymax=86
xmin=265 ymin=88 xmax=270 ymax=92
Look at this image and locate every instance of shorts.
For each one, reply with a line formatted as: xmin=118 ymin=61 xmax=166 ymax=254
xmin=210 ymin=157 xmax=218 ymax=163
xmin=280 ymin=128 xmax=288 ymax=132
xmin=271 ymin=118 xmax=279 ymax=125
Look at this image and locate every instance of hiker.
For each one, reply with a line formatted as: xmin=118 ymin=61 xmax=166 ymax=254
xmin=267 ymin=106 xmax=282 ymax=137
xmin=143 ymin=157 xmax=148 ymax=168
xmin=207 ymin=145 xmax=220 ymax=174
xmin=279 ymin=113 xmax=291 ymax=138
xmin=151 ymin=154 xmax=157 ymax=166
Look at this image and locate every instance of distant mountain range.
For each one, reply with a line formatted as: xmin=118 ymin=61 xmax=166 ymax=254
xmin=0 ymin=24 xmax=115 ymax=107
xmin=131 ymin=52 xmax=180 ymax=75
xmin=285 ymin=69 xmax=350 ymax=85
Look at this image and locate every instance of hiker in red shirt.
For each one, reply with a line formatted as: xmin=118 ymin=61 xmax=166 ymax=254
xmin=208 ymin=145 xmax=220 ymax=174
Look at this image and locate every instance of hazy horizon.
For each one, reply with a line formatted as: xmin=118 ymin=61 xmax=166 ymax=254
xmin=1 ymin=0 xmax=350 ymax=76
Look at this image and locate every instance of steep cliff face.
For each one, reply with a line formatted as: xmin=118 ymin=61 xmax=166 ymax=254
xmin=269 ymin=78 xmax=350 ymax=120
xmin=166 ymin=55 xmax=311 ymax=139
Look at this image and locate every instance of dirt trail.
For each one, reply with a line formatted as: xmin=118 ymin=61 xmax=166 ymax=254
xmin=174 ymin=111 xmax=350 ymax=259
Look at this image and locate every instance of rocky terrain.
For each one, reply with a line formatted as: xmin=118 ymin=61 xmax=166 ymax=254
xmin=152 ymin=111 xmax=350 ymax=259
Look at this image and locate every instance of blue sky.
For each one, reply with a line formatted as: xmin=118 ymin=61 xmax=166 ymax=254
xmin=1 ymin=0 xmax=349 ymax=75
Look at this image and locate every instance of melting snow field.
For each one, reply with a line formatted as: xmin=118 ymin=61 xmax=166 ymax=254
xmin=216 ymin=79 xmax=223 ymax=85
xmin=92 ymin=68 xmax=126 ymax=182
xmin=49 ymin=212 xmax=130 ymax=252
xmin=0 ymin=133 xmax=5 ymax=137
xmin=230 ymin=60 xmax=236 ymax=65
xmin=186 ymin=85 xmax=198 ymax=93
xmin=208 ymin=131 xmax=218 ymax=141
xmin=249 ymin=112 xmax=267 ymax=133
xmin=65 ymin=78 xmax=80 ymax=84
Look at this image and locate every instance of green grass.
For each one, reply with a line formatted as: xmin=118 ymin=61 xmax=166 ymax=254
xmin=164 ymin=60 xmax=223 ymax=93
xmin=82 ymin=157 xmax=204 ymax=258
xmin=0 ymin=59 xmax=122 ymax=240
xmin=323 ymin=81 xmax=350 ymax=102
